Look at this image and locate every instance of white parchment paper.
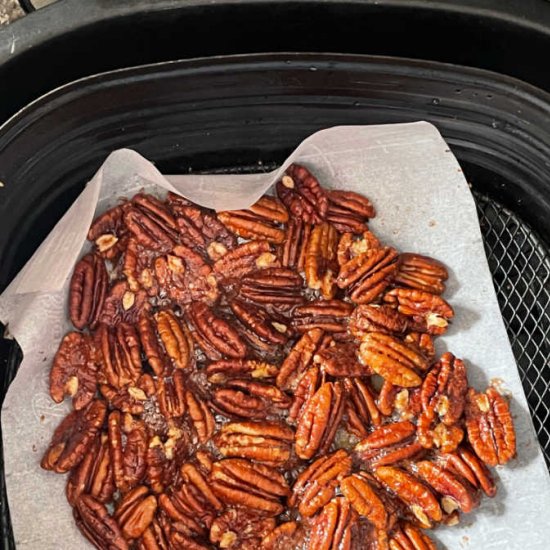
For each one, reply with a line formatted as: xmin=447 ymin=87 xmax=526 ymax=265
xmin=1 ymin=122 xmax=549 ymax=549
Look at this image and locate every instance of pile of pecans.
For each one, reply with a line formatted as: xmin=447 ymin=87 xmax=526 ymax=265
xmin=41 ymin=163 xmax=517 ymax=550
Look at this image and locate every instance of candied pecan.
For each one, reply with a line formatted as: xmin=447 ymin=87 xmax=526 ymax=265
xmin=276 ymin=163 xmax=328 ymax=224
xmin=41 ymin=399 xmax=107 ymax=473
xmin=207 ymin=359 xmax=279 ymax=384
xmin=122 ymin=238 xmax=158 ymax=294
xmin=309 ymin=497 xmax=357 ymax=550
xmin=180 ymin=462 xmax=223 ymax=519
xmin=69 ymin=253 xmax=108 ymax=330
xmin=108 ymin=411 xmax=148 ymax=493
xmin=211 ymin=379 xmax=291 ymax=419
xmin=213 ymin=240 xmax=277 ymax=280
xmin=210 ymin=508 xmax=276 ymax=550
xmin=138 ymin=517 xmax=170 ymax=550
xmin=290 ymin=449 xmax=352 ymax=517
xmin=124 ymin=193 xmax=179 ymax=252
xmin=404 ymin=332 xmax=435 ymax=361
xmin=359 ymin=333 xmax=427 ymax=387
xmin=188 ymin=302 xmax=247 ymax=360
xmin=88 ymin=204 xmax=129 ymax=259
xmin=374 ymin=466 xmax=442 ymax=528
xmin=185 ymin=390 xmax=216 ymax=444
xmin=66 ymin=433 xmax=115 ymax=506
xmin=304 ymin=222 xmax=339 ymax=299
xmin=341 ymin=472 xmax=388 ymax=530
xmin=418 ymin=412 xmax=464 ymax=454
xmin=238 ymin=268 xmax=304 ymax=311
xmin=383 ymin=288 xmax=453 ymax=335
xmin=337 ymin=247 xmax=399 ymax=304
xmin=99 ymin=280 xmax=150 ymax=326
xmin=50 ymin=331 xmax=98 ymax=410
xmin=295 ymin=381 xmax=346 ymax=459
xmin=293 ymin=300 xmax=354 ymax=334
xmin=215 ymin=420 xmax=294 ymax=464
xmin=281 ymin=218 xmax=311 ymax=270
xmin=354 ymin=421 xmax=423 ymax=468
xmin=414 ymin=460 xmax=479 ymax=514
xmin=349 ymin=304 xmax=409 ymax=338
xmin=378 ymin=380 xmax=399 ymax=416
xmin=101 ymin=375 xmax=154 ymax=415
xmin=261 ymin=522 xmax=299 ymax=550
xmin=465 ymin=387 xmax=516 ymax=466
xmin=114 ymin=485 xmax=158 ymax=539
xmin=314 ymin=341 xmax=370 ymax=377
xmin=158 ymin=492 xmax=206 ymax=538
xmin=337 ymin=230 xmax=381 ymax=266
xmin=210 ymin=458 xmax=290 ymax=515
xmin=230 ymin=300 xmax=289 ymax=347
xmin=287 ymin=366 xmax=322 ymax=424
xmin=327 ymin=190 xmax=375 ymax=233
xmin=389 ymin=521 xmax=437 ymax=550
xmin=75 ymin=495 xmax=129 ymax=550
xmin=344 ymin=378 xmax=383 ymax=438
xmin=157 ymin=370 xmax=187 ymax=419
xmin=394 ymin=253 xmax=448 ymax=295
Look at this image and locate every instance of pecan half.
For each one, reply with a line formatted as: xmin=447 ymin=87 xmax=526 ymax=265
xmin=314 ymin=341 xmax=370 ymax=377
xmin=304 ymin=222 xmax=339 ymax=299
xmin=465 ymin=387 xmax=516 ymax=466
xmin=309 ymin=497 xmax=357 ymax=550
xmin=210 ymin=508 xmax=276 ymax=550
xmin=215 ymin=420 xmax=294 ymax=464
xmin=404 ymin=332 xmax=435 ymax=361
xmin=41 ymin=399 xmax=107 ymax=473
xmin=114 ymin=485 xmax=158 ymax=539
xmin=340 ymin=472 xmax=388 ymax=530
xmin=185 ymin=390 xmax=217 ymax=444
xmin=293 ymin=300 xmax=354 ymax=334
xmin=394 ymin=253 xmax=448 ymax=295
xmin=290 ymin=449 xmax=352 ymax=517
xmin=69 ymin=253 xmax=108 ymax=330
xmin=389 ymin=521 xmax=437 ymax=550
xmin=327 ymin=190 xmax=375 ymax=233
xmin=287 ymin=366 xmax=322 ymax=424
xmin=210 ymin=458 xmax=290 ymax=515
xmin=138 ymin=518 xmax=169 ymax=550
xmin=418 ymin=412 xmax=464 ymax=454
xmin=157 ymin=370 xmax=187 ymax=419
xmin=359 ymin=333 xmax=427 ymax=387
xmin=230 ymin=300 xmax=289 ymax=347
xmin=295 ymin=381 xmax=346 ymax=459
xmin=260 ymin=522 xmax=299 ymax=550
xmin=281 ymin=218 xmax=311 ymax=270
xmin=349 ymin=304 xmax=409 ymax=338
xmin=213 ymin=240 xmax=277 ymax=280
xmin=337 ymin=230 xmax=381 ymax=266
xmin=344 ymin=378 xmax=383 ymax=438
xmin=158 ymin=492 xmax=206 ymax=538
xmin=207 ymin=359 xmax=279 ymax=384
xmin=88 ymin=204 xmax=129 ymax=260
xmin=276 ymin=164 xmax=328 ymax=224
xmin=50 ymin=331 xmax=98 ymax=410
xmin=99 ymin=280 xmax=150 ymax=327
xmin=188 ymin=302 xmax=247 ymax=360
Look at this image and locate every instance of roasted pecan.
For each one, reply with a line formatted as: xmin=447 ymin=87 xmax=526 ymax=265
xmin=207 ymin=359 xmax=279 ymax=384
xmin=185 ymin=390 xmax=216 ymax=444
xmin=260 ymin=522 xmax=299 ymax=550
xmin=188 ymin=302 xmax=247 ymax=360
xmin=122 ymin=238 xmax=159 ymax=295
xmin=337 ymin=230 xmax=381 ymax=266
xmin=349 ymin=304 xmax=409 ymax=338
xmin=404 ymin=332 xmax=435 ymax=361
xmin=215 ymin=420 xmax=294 ymax=464
xmin=66 ymin=433 xmax=115 ymax=506
xmin=75 ymin=495 xmax=129 ymax=550
xmin=309 ymin=497 xmax=357 ymax=550
xmin=383 ymin=289 xmax=453 ymax=335
xmin=88 ymin=204 xmax=129 ymax=260
xmin=179 ymin=462 xmax=223 ymax=523
xmin=99 ymin=280 xmax=150 ymax=327
xmin=138 ymin=517 xmax=170 ymax=550
xmin=389 ymin=521 xmax=437 ymax=550
xmin=314 ymin=341 xmax=370 ymax=377
xmin=465 ymin=387 xmax=516 ymax=466
xmin=41 ymin=399 xmax=107 ymax=473
xmin=293 ymin=300 xmax=354 ymax=334
xmin=359 ymin=333 xmax=427 ymax=387
xmin=287 ymin=366 xmax=322 ymax=424
xmin=211 ymin=379 xmax=291 ymax=419
xmin=377 ymin=380 xmax=399 ymax=416
xmin=374 ymin=466 xmax=442 ymax=528
xmin=69 ymin=253 xmax=108 ymax=330
xmin=213 ymin=240 xmax=277 ymax=280
xmin=394 ymin=253 xmax=448 ymax=295
xmin=281 ymin=218 xmax=311 ymax=270
xmin=354 ymin=421 xmax=423 ymax=468
xmin=210 ymin=508 xmax=276 ymax=550
xmin=290 ymin=449 xmax=352 ymax=517
xmin=276 ymin=163 xmax=328 ymax=224
xmin=124 ymin=193 xmax=179 ymax=252
xmin=340 ymin=472 xmax=388 ymax=530
xmin=156 ymin=310 xmax=194 ymax=370
xmin=414 ymin=460 xmax=479 ymax=514
xmin=327 ymin=190 xmax=375 ymax=233
xmin=295 ymin=381 xmax=346 ymax=459
xmin=158 ymin=492 xmax=206 ymax=538
xmin=417 ymin=412 xmax=464 ymax=454
xmin=304 ymin=222 xmax=339 ymax=299
xmin=210 ymin=458 xmax=290 ymax=515
xmin=238 ymin=268 xmax=304 ymax=311
xmin=337 ymin=247 xmax=399 ymax=304
xmin=157 ymin=370 xmax=187 ymax=419
xmin=108 ymin=411 xmax=148 ymax=493
xmin=114 ymin=485 xmax=158 ymax=539
xmin=344 ymin=378 xmax=383 ymax=438
xmin=50 ymin=331 xmax=99 ymax=410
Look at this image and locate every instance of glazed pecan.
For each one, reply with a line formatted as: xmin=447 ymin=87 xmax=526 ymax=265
xmin=138 ymin=518 xmax=169 ymax=550
xmin=359 ymin=333 xmax=427 ymax=387
xmin=50 ymin=331 xmax=98 ymax=410
xmin=75 ymin=495 xmax=128 ymax=550
xmin=158 ymin=492 xmax=206 ymax=538
xmin=180 ymin=462 xmax=223 ymax=522
xmin=340 ymin=472 xmax=388 ymax=530
xmin=344 ymin=378 xmax=383 ymax=438
xmin=404 ymin=332 xmax=435 ymax=361
xmin=114 ymin=485 xmax=158 ymax=539
xmin=314 ymin=341 xmax=370 ymax=377
xmin=99 ymin=280 xmax=150 ymax=327
xmin=304 ymin=222 xmax=339 ymax=299
xmin=210 ymin=508 xmax=276 ymax=550
xmin=349 ymin=304 xmax=409 ymax=338
xmin=295 ymin=381 xmax=346 ymax=459
xmin=465 ymin=387 xmax=516 ymax=466
xmin=185 ymin=390 xmax=216 ymax=444
xmin=287 ymin=366 xmax=322 ymax=424
xmin=124 ymin=193 xmax=179 ymax=252
xmin=309 ymin=497 xmax=357 ymax=550
xmin=41 ymin=399 xmax=107 ymax=473
xmin=213 ymin=240 xmax=277 ymax=280
xmin=230 ymin=300 xmax=289 ymax=347
xmin=66 ymin=433 xmax=114 ymax=506
xmin=276 ymin=163 xmax=328 ymax=224
xmin=326 ymin=190 xmax=375 ymax=233
xmin=383 ymin=288 xmax=454 ymax=335
xmin=337 ymin=247 xmax=398 ymax=304
xmin=281 ymin=218 xmax=311 ymax=270
xmin=69 ymin=253 xmax=108 ymax=330
xmin=87 ymin=204 xmax=129 ymax=260
xmin=394 ymin=253 xmax=448 ymax=295
xmin=389 ymin=521 xmax=437 ymax=550
xmin=157 ymin=370 xmax=187 ymax=419
xmin=354 ymin=421 xmax=423 ymax=469
xmin=374 ymin=466 xmax=442 ymax=528
xmin=210 ymin=458 xmax=290 ymax=515
xmin=417 ymin=412 xmax=464 ymax=454
xmin=206 ymin=359 xmax=279 ymax=384
xmin=122 ymin=238 xmax=159 ymax=295
xmin=293 ymin=300 xmax=354 ymax=334
xmin=260 ymin=522 xmax=299 ymax=550
xmin=377 ymin=380 xmax=399 ymax=416
xmin=215 ymin=420 xmax=294 ymax=464
xmin=337 ymin=230 xmax=381 ymax=266
xmin=100 ymin=374 xmax=155 ymax=415
xmin=289 ymin=449 xmax=352 ymax=517
xmin=188 ymin=302 xmax=247 ymax=360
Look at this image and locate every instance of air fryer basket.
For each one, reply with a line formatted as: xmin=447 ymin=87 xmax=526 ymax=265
xmin=0 ymin=54 xmax=549 ymax=548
